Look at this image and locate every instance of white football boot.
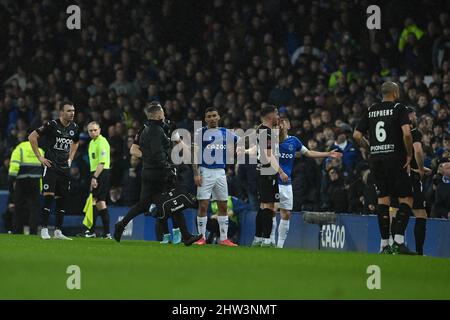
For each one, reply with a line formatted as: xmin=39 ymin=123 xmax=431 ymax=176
xmin=54 ymin=229 xmax=72 ymax=240
xmin=41 ymin=228 xmax=51 ymax=240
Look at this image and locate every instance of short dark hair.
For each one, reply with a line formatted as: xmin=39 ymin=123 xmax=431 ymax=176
xmin=144 ymin=101 xmax=162 ymax=117
xmin=205 ymin=107 xmax=219 ymax=115
xmin=61 ymin=100 xmax=74 ymax=111
xmin=261 ymin=105 xmax=277 ymax=118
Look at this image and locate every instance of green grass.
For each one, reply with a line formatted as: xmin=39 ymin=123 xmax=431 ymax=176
xmin=0 ymin=234 xmax=449 ymax=299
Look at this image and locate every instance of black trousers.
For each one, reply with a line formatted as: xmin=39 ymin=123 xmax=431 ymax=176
xmin=121 ymin=169 xmax=193 ymax=241
xmin=121 ymin=170 xmax=169 ymax=227
xmin=13 ymin=178 xmax=41 ymax=234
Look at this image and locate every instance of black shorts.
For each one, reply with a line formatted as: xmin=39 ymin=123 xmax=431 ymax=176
xmin=257 ymin=174 xmax=279 ymax=204
xmin=370 ymin=158 xmax=412 ymax=198
xmin=92 ymin=170 xmax=110 ymax=202
xmin=411 ymin=172 xmax=426 ymax=210
xmin=42 ymin=167 xmax=70 ymax=197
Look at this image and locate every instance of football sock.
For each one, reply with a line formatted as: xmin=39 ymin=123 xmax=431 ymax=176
xmin=380 ymin=239 xmax=389 ymax=251
xmin=394 ymin=235 xmax=404 ymax=244
xmin=55 ymin=197 xmax=65 ymax=230
xmin=376 ymin=204 xmax=390 ymax=240
xmin=217 ymin=215 xmax=228 ymax=241
xmin=197 ymin=216 xmax=207 ymax=238
xmin=41 ymin=195 xmax=53 ymax=228
xmin=262 ymin=208 xmax=273 ymax=239
xmin=99 ymin=208 xmax=110 ymax=235
xmin=392 ymin=203 xmax=412 ymax=242
xmin=270 ymin=216 xmax=277 ymax=243
xmin=277 ymin=219 xmax=290 ymax=248
xmin=90 ymin=207 xmax=98 ymax=233
xmin=255 ymin=208 xmax=264 ymax=238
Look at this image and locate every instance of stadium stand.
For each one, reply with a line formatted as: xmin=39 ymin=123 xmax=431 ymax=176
xmin=0 ymin=0 xmax=449 ymax=219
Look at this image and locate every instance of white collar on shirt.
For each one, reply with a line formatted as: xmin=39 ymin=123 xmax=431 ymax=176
xmin=336 ymin=140 xmax=348 ymax=150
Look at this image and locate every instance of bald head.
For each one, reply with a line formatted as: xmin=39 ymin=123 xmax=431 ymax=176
xmin=381 ymin=81 xmax=400 ymax=101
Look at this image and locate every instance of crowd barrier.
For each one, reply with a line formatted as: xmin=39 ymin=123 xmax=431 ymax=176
xmin=0 ymin=192 xmax=448 ymax=257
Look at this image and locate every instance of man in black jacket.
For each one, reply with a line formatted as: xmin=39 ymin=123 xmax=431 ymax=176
xmin=113 ymin=101 xmax=201 ymax=245
xmin=432 ymin=158 xmax=450 ymax=219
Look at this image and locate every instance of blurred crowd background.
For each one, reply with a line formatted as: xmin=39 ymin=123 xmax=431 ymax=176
xmin=0 ymin=0 xmax=449 ymax=217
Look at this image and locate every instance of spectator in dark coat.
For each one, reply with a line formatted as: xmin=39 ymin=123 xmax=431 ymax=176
xmin=432 ymin=159 xmax=450 ymax=218
xmin=330 ymin=125 xmax=361 ymax=176
xmin=292 ymin=156 xmax=321 ymax=211
xmin=121 ymin=156 xmax=142 ymax=207
xmin=324 ymin=168 xmax=349 ymax=213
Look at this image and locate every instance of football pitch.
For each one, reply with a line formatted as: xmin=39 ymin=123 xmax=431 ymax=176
xmin=0 ymin=234 xmax=449 ymax=300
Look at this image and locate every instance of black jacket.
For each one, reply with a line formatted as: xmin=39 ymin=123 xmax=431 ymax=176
xmin=139 ymin=120 xmax=171 ymax=171
xmin=432 ymin=179 xmax=450 ymax=218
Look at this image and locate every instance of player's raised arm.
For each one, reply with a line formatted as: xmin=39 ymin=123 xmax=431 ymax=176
xmin=304 ymin=149 xmax=343 ymax=159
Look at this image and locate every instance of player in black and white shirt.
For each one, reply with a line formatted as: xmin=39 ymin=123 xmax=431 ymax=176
xmin=389 ymin=106 xmax=429 ymax=255
xmin=406 ymin=106 xmax=428 ymax=255
xmin=29 ymin=101 xmax=80 ymax=240
xmin=354 ymin=82 xmax=415 ymax=255
xmin=252 ymin=105 xmax=288 ymax=247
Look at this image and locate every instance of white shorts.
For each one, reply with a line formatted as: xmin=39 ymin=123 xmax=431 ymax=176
xmin=196 ymin=167 xmax=228 ymax=201
xmin=278 ymin=184 xmax=293 ymax=211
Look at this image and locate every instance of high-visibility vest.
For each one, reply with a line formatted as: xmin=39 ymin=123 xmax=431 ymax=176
xmin=8 ymin=141 xmax=43 ymax=179
xmin=398 ymin=24 xmax=424 ymax=51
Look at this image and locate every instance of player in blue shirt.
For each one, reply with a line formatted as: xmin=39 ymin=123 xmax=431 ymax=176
xmin=192 ymin=107 xmax=239 ymax=246
xmin=274 ymin=117 xmax=342 ymax=248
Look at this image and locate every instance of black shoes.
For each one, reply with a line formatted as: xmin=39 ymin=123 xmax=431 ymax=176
xmin=391 ymin=242 xmax=417 ymax=255
xmin=114 ymin=221 xmax=125 ymax=243
xmin=380 ymin=245 xmax=392 ymax=254
xmin=183 ymin=234 xmax=203 ymax=246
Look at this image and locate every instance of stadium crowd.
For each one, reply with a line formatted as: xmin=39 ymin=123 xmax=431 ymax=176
xmin=0 ymin=0 xmax=449 ymax=219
